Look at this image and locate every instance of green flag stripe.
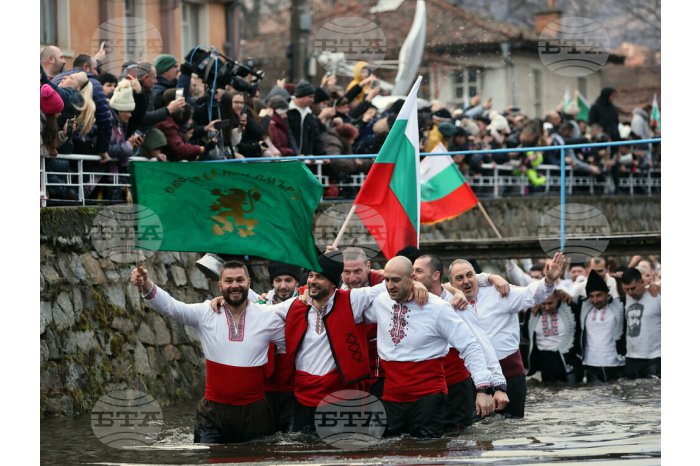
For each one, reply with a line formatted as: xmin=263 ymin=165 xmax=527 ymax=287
xmin=384 ymin=119 xmax=419 ymax=230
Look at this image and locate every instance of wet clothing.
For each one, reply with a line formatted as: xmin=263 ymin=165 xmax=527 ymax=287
xmin=624 ymin=357 xmax=661 ymax=379
xmin=442 ymin=378 xmax=474 ymax=432
xmin=384 ymin=392 xmax=446 ymax=438
xmin=143 ymin=285 xmax=289 ymax=443
xmin=579 ymin=299 xmax=626 ymax=384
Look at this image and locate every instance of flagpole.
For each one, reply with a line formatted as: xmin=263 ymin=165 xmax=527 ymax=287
xmin=331 ymin=205 xmax=357 ymax=249
xmin=476 ymin=202 xmax=503 ymax=239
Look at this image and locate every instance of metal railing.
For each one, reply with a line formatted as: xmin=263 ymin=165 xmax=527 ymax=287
xmin=40 ymin=139 xmax=660 ymax=209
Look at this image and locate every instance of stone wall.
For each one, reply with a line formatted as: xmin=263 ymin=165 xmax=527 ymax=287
xmin=40 ymin=196 xmax=659 ymax=417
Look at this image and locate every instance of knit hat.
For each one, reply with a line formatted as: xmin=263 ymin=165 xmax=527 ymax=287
xmin=294 ymin=80 xmax=315 ymax=98
xmin=40 ymin=84 xmax=64 ymax=115
xmin=268 ymin=261 xmax=301 ymax=282
xmin=109 ymin=80 xmax=136 ymax=111
xmin=315 ymin=252 xmax=344 ymax=287
xmin=141 ymin=128 xmax=167 ymax=153
xmin=154 ymin=54 xmax=177 ymax=75
xmin=314 ymin=86 xmax=331 ymax=104
xmin=585 ymin=270 xmax=609 ymax=296
xmin=432 ymin=108 xmax=451 ymax=121
xmin=267 ymin=95 xmax=289 ymax=111
xmin=265 ymin=85 xmax=291 ymax=102
xmin=438 ymin=122 xmax=456 ymax=138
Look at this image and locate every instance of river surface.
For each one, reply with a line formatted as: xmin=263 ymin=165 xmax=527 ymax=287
xmin=41 ymin=378 xmax=660 ymax=465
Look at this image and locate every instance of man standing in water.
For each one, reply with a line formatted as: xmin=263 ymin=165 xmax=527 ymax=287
xmin=130 ymin=261 xmax=291 ymax=443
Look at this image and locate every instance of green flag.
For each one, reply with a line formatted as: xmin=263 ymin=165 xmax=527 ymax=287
xmin=129 ymin=160 xmax=322 ymax=271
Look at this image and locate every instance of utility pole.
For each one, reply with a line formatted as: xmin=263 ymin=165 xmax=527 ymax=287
xmin=290 ymin=0 xmax=311 ymax=82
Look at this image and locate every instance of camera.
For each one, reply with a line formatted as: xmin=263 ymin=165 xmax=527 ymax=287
xmin=185 ymin=46 xmax=264 ymax=96
xmin=215 ymin=120 xmax=230 ymax=130
xmin=65 ymin=117 xmax=75 ymax=136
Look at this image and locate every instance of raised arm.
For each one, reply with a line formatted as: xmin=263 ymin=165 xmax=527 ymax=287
xmin=130 ymin=267 xmax=206 ymax=328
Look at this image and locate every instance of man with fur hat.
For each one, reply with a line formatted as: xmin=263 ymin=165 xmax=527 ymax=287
xmin=578 ymin=268 xmax=625 ymax=383
xmin=286 ymin=80 xmax=326 ymax=156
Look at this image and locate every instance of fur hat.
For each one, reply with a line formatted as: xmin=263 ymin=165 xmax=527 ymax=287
xmin=40 ymin=84 xmax=64 ymax=115
xmin=109 ymin=80 xmax=136 ymax=111
xmin=335 ymin=123 xmax=359 ymax=140
xmin=154 ymin=54 xmax=177 ymax=75
xmin=585 ymin=270 xmax=609 ymax=296
xmin=294 ymin=80 xmax=315 ymax=98
xmin=268 ymin=261 xmax=301 ymax=282
xmin=488 ymin=114 xmax=510 ymax=133
xmin=315 ymin=252 xmax=344 ymax=287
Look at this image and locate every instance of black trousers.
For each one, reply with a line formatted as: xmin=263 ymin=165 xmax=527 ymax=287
xmin=193 ymin=397 xmax=274 ymax=444
xmin=442 ymin=378 xmax=475 ymax=432
xmin=383 ymin=392 xmax=445 ymax=438
xmin=624 ymin=357 xmax=661 ymax=379
xmin=501 ymin=374 xmax=527 ymax=418
xmin=291 ymin=400 xmax=318 ymax=434
xmin=584 ymin=365 xmax=624 ymax=383
xmin=265 ymin=390 xmax=295 ymax=433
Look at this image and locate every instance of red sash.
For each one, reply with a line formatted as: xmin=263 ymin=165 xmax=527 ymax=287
xmin=442 ymin=348 xmax=471 ymax=386
xmin=294 ymin=370 xmax=346 ymax=407
xmin=381 ymin=357 xmax=447 ymax=403
xmin=499 ymin=348 xmax=526 ymax=379
xmin=205 ymin=360 xmax=265 ymax=405
xmin=264 ymin=347 xmax=295 ymax=392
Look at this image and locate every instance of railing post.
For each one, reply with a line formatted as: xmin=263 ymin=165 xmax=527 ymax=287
xmin=560 ymin=147 xmax=566 ymax=252
xmin=40 ymin=156 xmax=47 ymax=208
xmin=78 ymin=159 xmax=85 ymax=206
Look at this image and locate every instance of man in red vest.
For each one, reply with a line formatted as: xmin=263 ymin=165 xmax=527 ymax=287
xmin=339 ymin=246 xmax=386 ymax=397
xmin=283 ymin=252 xmax=428 ymax=432
xmin=130 ymin=261 xmax=290 ymax=443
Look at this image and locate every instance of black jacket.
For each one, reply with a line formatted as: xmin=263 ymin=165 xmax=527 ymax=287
xmin=286 ymin=107 xmax=326 ymax=156
xmin=588 ymin=87 xmax=620 ymax=141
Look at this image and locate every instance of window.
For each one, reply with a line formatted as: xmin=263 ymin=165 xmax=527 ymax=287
xmin=467 ymin=68 xmax=480 ymax=98
xmin=41 ymin=0 xmax=57 ymax=45
xmin=577 ymin=76 xmax=588 ymax=101
xmin=182 ymin=2 xmax=205 ymax=58
xmin=533 ymin=68 xmax=542 ymax=118
xmin=453 ymin=69 xmax=464 ymax=99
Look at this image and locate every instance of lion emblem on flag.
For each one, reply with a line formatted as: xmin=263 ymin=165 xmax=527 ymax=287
xmin=210 ymin=188 xmax=261 ymax=237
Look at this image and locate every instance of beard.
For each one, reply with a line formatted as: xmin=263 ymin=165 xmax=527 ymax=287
xmin=275 ymin=287 xmax=295 ymax=301
xmin=223 ymin=287 xmax=248 ymax=306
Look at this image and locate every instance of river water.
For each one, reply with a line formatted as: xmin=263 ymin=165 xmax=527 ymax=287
xmin=41 ymin=378 xmax=660 ymax=465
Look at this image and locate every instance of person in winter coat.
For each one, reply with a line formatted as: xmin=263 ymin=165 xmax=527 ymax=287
xmin=152 ymin=54 xmax=193 ymax=109
xmin=220 ymin=91 xmax=266 ymax=157
xmin=588 ymin=87 xmax=620 ymax=141
xmin=108 ymin=80 xmax=143 ymax=166
xmin=156 ymin=89 xmax=218 ymax=161
xmin=264 ymin=96 xmax=297 ymax=156
xmin=287 ymin=81 xmax=326 ymax=156
xmin=129 ymin=62 xmax=186 ymax=136
xmin=40 ymin=84 xmax=66 ymax=157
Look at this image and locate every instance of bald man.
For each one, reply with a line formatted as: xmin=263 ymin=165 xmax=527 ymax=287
xmin=449 ymin=252 xmax=564 ymax=418
xmin=40 ymin=46 xmax=66 ymax=79
xmin=364 ymin=256 xmax=495 ymax=437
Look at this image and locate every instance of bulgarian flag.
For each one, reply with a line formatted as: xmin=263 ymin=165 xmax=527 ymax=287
xmin=420 ymin=143 xmax=478 ymax=224
xmin=354 ymin=77 xmax=422 ymax=259
xmin=651 ymin=93 xmax=661 ymax=132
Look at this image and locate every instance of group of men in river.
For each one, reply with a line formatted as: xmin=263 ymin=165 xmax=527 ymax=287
xmin=129 ymin=247 xmax=660 ymax=444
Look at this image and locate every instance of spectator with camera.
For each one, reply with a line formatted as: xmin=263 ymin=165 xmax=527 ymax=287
xmin=219 ymin=91 xmax=266 ymax=157
xmin=262 ymin=96 xmax=297 ymax=156
xmin=52 ymin=53 xmax=112 ymax=162
xmin=156 ymin=89 xmax=219 ymax=161
xmin=152 ymin=54 xmax=193 ymax=109
xmin=129 ymin=62 xmax=186 ymax=137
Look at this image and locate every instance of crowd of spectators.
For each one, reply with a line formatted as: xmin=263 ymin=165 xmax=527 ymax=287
xmin=40 ymin=47 xmax=661 ymax=202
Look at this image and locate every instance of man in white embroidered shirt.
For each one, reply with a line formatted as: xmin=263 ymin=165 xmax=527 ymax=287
xmin=130 ymin=261 xmax=289 ymax=444
xmin=448 ymin=251 xmax=564 ymax=419
xmin=364 ymin=256 xmax=495 ymax=438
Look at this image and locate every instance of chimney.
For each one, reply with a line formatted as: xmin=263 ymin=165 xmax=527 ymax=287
xmin=535 ymin=0 xmax=562 ymax=36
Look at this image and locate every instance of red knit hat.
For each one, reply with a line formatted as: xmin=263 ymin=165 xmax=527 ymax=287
xmin=40 ymin=84 xmax=64 ymax=115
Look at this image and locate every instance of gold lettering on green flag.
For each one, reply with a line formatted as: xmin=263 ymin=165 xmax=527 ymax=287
xmin=129 ymin=161 xmax=323 ymax=271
